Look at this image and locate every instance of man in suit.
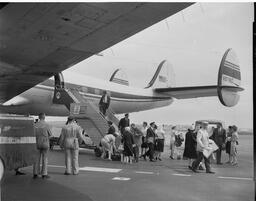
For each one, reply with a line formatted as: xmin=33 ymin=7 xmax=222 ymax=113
xmin=143 ymin=122 xmax=156 ymax=162
xmin=118 ymin=113 xmax=130 ymax=135
xmin=211 ymin=123 xmax=226 ymax=164
xmin=99 ymin=90 xmax=111 ymax=116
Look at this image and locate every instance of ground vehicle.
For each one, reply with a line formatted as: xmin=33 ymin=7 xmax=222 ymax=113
xmin=195 ymin=120 xmax=225 ymax=136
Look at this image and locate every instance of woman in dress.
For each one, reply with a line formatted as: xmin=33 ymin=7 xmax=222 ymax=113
xmin=122 ymin=127 xmax=135 ymax=164
xmin=155 ymin=125 xmax=165 ymax=161
xmin=140 ymin=122 xmax=148 ymax=157
xmin=225 ymin=126 xmax=232 ymax=163
xmin=230 ymin=125 xmax=239 ymax=166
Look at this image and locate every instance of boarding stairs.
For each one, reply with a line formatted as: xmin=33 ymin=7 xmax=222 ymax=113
xmin=53 ymin=87 xmax=120 ymax=147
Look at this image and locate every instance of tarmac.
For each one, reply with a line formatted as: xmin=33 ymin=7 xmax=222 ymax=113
xmin=1 ymin=135 xmax=254 ymax=201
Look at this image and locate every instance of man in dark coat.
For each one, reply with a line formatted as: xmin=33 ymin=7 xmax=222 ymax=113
xmin=118 ymin=113 xmax=130 ymax=135
xmin=99 ymin=91 xmax=111 ymax=116
xmin=143 ymin=122 xmax=156 ymax=162
xmin=210 ymin=123 xmax=226 ymax=165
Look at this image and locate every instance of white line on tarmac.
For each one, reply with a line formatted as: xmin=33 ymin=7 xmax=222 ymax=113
xmin=172 ymin=173 xmax=191 ymax=177
xmin=48 ymin=165 xmax=65 ymax=168
xmin=218 ymin=176 xmax=252 ymax=181
xmin=79 ymin=167 xmax=122 ymax=173
xmin=135 ymin=171 xmax=154 ymax=174
xmin=112 ymin=177 xmax=130 ymax=181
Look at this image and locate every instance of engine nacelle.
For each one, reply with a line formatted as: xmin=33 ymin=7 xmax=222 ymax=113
xmin=217 ymin=48 xmax=242 ymax=107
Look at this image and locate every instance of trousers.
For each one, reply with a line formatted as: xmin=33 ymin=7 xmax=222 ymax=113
xmin=192 ymin=151 xmax=211 ymax=172
xmin=33 ymin=149 xmax=48 ymax=176
xmin=65 ymin=148 xmax=79 ymax=174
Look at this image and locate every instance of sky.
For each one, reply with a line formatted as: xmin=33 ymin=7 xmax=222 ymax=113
xmin=61 ymin=3 xmax=253 ymax=129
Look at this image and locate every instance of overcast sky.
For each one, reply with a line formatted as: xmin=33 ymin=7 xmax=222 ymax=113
xmin=63 ymin=3 xmax=253 ymax=129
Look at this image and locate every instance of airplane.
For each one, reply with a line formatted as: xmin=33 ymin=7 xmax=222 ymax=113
xmin=0 ymin=3 xmax=243 ymax=180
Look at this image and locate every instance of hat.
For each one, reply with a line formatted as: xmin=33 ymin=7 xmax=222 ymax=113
xmin=125 ymin=113 xmax=129 ymax=117
xmin=68 ymin=116 xmax=74 ymax=121
xmin=150 ymin=122 xmax=155 ymax=126
xmin=202 ymin=121 xmax=209 ymax=125
xmin=108 ymin=120 xmax=113 ymax=125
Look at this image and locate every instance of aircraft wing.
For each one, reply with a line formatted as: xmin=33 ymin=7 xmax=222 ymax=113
xmin=155 ymin=85 xmax=244 ymax=99
xmin=0 ymin=3 xmax=192 ymax=103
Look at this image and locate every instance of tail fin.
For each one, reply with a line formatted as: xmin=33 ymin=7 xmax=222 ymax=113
xmin=146 ymin=60 xmax=175 ymax=89
xmin=109 ymin=68 xmax=129 ymax=86
xmin=217 ymin=48 xmax=242 ymax=107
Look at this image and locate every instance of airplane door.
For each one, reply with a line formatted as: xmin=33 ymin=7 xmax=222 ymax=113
xmin=54 ymin=73 xmax=64 ymax=89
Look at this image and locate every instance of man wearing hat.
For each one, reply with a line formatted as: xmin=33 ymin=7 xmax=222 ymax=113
xmin=59 ymin=116 xmax=84 ymax=175
xmin=99 ymin=90 xmax=111 ymax=116
xmin=192 ymin=121 xmax=215 ymax=174
xmin=118 ymin=113 xmax=130 ymax=135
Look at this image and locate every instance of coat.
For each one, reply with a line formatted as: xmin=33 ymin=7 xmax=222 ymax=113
xmin=183 ymin=130 xmax=197 ymax=159
xmin=118 ymin=117 xmax=130 ymax=133
xmin=122 ymin=130 xmax=134 ymax=156
xmin=99 ymin=94 xmax=110 ymax=108
xmin=211 ymin=128 xmax=226 ymax=146
xmin=146 ymin=127 xmax=156 ymax=144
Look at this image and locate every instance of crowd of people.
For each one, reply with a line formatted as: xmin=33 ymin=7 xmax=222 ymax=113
xmin=26 ymin=110 xmax=239 ymax=179
xmin=182 ymin=122 xmax=239 ymax=174
xmin=100 ymin=113 xmax=166 ymax=164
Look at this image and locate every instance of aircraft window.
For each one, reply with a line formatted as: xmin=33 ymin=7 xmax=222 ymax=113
xmin=82 ymin=87 xmax=88 ymax=93
xmin=87 ymin=87 xmax=94 ymax=94
xmin=95 ymin=89 xmax=101 ymax=95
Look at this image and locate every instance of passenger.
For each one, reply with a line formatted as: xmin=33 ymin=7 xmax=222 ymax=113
xmin=140 ymin=122 xmax=148 ymax=158
xmin=169 ymin=126 xmax=176 ymax=159
xmin=155 ymin=125 xmax=165 ymax=161
xmin=191 ymin=121 xmax=215 ymax=174
xmin=130 ymin=123 xmax=143 ymax=163
xmin=122 ymin=127 xmax=135 ymax=164
xmin=183 ymin=125 xmax=199 ymax=169
xmin=33 ymin=113 xmax=52 ymax=179
xmin=99 ymin=90 xmax=111 ymax=116
xmin=210 ymin=123 xmax=226 ymax=165
xmin=230 ymin=125 xmax=239 ymax=166
xmin=118 ymin=113 xmax=130 ymax=135
xmin=107 ymin=121 xmax=116 ymax=134
xmin=174 ymin=132 xmax=184 ymax=160
xmin=225 ymin=126 xmax=233 ymax=163
xmin=143 ymin=122 xmax=156 ymax=162
xmin=100 ymin=133 xmax=117 ymax=161
xmin=59 ymin=116 xmax=84 ymax=175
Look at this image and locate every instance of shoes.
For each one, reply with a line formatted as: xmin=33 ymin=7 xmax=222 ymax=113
xmin=16 ymin=171 xmax=26 ymax=175
xmin=225 ymin=161 xmax=231 ymax=164
xmin=64 ymin=172 xmax=71 ymax=175
xmin=232 ymin=163 xmax=238 ymax=166
xmin=169 ymin=156 xmax=174 ymax=159
xmin=206 ymin=171 xmax=215 ymax=174
xmin=158 ymin=158 xmax=162 ymax=161
xmin=143 ymin=155 xmax=146 ymax=161
xmin=188 ymin=166 xmax=192 ymax=170
xmin=198 ymin=165 xmax=205 ymax=171
xmin=33 ymin=174 xmax=38 ymax=179
xmin=217 ymin=162 xmax=223 ymax=165
xmin=150 ymin=159 xmax=156 ymax=162
xmin=42 ymin=175 xmax=50 ymax=179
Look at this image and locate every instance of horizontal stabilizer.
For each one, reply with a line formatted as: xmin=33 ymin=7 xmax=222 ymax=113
xmin=155 ymin=85 xmax=243 ymax=99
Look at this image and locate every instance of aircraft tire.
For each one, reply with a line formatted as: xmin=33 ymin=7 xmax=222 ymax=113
xmin=0 ymin=157 xmax=4 ymax=182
